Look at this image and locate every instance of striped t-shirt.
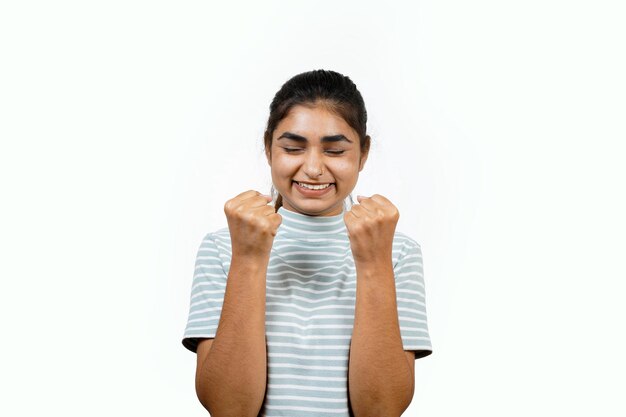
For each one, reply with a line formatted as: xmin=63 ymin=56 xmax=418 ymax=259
xmin=182 ymin=205 xmax=433 ymax=416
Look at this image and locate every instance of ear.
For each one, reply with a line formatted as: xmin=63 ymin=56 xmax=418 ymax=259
xmin=358 ymin=136 xmax=370 ymax=172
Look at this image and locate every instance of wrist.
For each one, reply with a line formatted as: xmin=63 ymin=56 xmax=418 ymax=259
xmin=354 ymin=257 xmax=394 ymax=276
xmin=230 ymin=252 xmax=270 ymax=271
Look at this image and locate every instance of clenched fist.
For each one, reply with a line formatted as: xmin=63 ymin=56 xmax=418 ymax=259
xmin=343 ymin=194 xmax=399 ymax=265
xmin=224 ymin=190 xmax=283 ymax=259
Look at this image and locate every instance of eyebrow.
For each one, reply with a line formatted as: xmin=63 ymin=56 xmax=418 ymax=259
xmin=276 ymin=131 xmax=353 ymax=144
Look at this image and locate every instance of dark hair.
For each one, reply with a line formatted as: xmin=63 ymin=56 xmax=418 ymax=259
xmin=264 ymin=69 xmax=371 ymax=211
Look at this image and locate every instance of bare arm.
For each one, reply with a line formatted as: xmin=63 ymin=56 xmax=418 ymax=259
xmin=194 ymin=190 xmax=281 ymax=417
xmin=195 ymin=256 xmax=269 ymax=417
xmin=344 ymin=195 xmax=415 ymax=417
xmin=348 ymin=260 xmax=414 ymax=417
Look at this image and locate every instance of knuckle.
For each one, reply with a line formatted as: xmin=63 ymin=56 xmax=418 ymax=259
xmin=242 ymin=210 xmax=254 ymax=222
xmin=230 ymin=208 xmax=244 ymax=222
xmin=224 ymin=200 xmax=234 ymax=214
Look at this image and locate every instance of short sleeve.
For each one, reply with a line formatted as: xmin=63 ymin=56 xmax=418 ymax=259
xmin=181 ymin=232 xmax=228 ymax=353
xmin=394 ymin=235 xmax=433 ymax=359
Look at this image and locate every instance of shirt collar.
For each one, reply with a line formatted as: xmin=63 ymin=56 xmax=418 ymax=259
xmin=277 ymin=206 xmax=348 ymax=238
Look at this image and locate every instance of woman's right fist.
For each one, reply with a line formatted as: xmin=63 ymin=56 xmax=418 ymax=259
xmin=224 ymin=190 xmax=282 ymax=258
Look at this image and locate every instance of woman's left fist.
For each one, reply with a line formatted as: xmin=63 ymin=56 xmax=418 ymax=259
xmin=343 ymin=194 xmax=399 ymax=264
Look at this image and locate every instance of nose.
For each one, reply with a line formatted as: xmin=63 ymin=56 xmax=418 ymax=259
xmin=303 ymin=149 xmax=324 ymax=178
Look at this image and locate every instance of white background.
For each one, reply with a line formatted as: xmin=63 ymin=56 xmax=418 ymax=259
xmin=1 ymin=1 xmax=625 ymax=416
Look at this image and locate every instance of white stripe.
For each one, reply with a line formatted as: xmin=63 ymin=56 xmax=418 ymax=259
xmin=272 ymin=243 xmax=349 ymax=251
xmin=280 ymin=223 xmax=347 ymax=235
xmin=266 ymin=285 xmax=353 ymax=294
xmin=194 ymin=264 xmax=224 ymax=271
xmin=266 ymin=395 xmax=346 ymax=403
xmin=191 ymin=282 xmax=225 ymax=292
xmin=190 ymin=298 xmax=221 ymax=307
xmin=190 ymin=289 xmax=224 ymax=297
xmin=268 ymin=352 xmax=346 ymax=360
xmin=268 ymin=383 xmax=345 ymax=392
xmin=195 ymin=256 xmax=222 ymax=263
xmin=266 ymin=311 xmax=354 ymax=320
xmin=245 ymin=257 xmax=354 ymax=265
xmin=197 ymin=247 xmax=218 ymax=253
xmin=275 ymin=237 xmax=347 ymax=244
xmin=396 ymin=278 xmax=424 ymax=286
xmin=184 ymin=325 xmax=215 ymax=331
xmin=266 ymin=321 xmax=353 ymax=330
xmin=397 ymin=306 xmax=427 ymax=316
xmin=266 ymin=277 xmax=355 ymax=286
xmin=400 ymin=326 xmax=429 ymax=332
xmin=277 ymin=250 xmax=352 ymax=257
xmin=267 ymin=263 xmax=355 ymax=272
xmin=264 ymin=405 xmax=348 ymax=413
xmin=395 ymin=272 xmax=424 ymax=280
xmin=396 ymin=288 xmax=425 ymax=297
xmin=397 ymin=297 xmax=426 ymax=307
xmin=267 ymin=294 xmax=355 ymax=303
xmin=400 ymin=254 xmax=423 ymax=261
xmin=266 ymin=270 xmax=353 ymax=278
xmin=272 ymin=239 xmax=406 ymax=249
xmin=282 ymin=215 xmax=346 ymax=227
xmin=268 ymin=373 xmax=346 ymax=381
xmin=404 ymin=345 xmax=433 ymax=349
xmin=193 ymin=272 xmax=226 ymax=279
xmin=185 ymin=318 xmax=216 ymax=325
xmin=267 ymin=302 xmax=355 ymax=312
xmin=399 ymin=261 xmax=423 ymax=268
xmin=403 ymin=336 xmax=432 ymax=341
xmin=396 ymin=288 xmax=424 ymax=295
xmin=266 ymin=332 xmax=351 ymax=340
xmin=399 ymin=316 xmax=429 ymax=324
xmin=267 ymin=342 xmax=349 ymax=350
xmin=270 ymin=363 xmax=347 ymax=370
xmin=189 ymin=307 xmax=222 ymax=315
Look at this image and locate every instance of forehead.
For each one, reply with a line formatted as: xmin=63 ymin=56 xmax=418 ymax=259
xmin=273 ymin=104 xmax=358 ymax=142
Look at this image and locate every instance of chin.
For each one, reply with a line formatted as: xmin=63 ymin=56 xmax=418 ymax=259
xmin=289 ymin=200 xmax=345 ymax=216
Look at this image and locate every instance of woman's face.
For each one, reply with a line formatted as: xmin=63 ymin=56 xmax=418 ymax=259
xmin=267 ymin=103 xmax=368 ymax=216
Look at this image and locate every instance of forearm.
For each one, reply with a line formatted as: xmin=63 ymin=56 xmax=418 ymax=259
xmin=349 ymin=260 xmax=413 ymax=417
xmin=197 ymin=256 xmax=268 ymax=417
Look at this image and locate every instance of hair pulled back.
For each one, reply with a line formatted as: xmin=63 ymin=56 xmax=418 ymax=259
xmin=264 ymin=69 xmax=371 ymax=210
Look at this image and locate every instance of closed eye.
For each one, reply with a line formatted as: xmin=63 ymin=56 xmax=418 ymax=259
xmin=282 ymin=147 xmax=344 ymax=155
xmin=283 ymin=147 xmax=304 ymax=153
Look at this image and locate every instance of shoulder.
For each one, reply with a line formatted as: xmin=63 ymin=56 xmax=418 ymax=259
xmin=210 ymin=227 xmax=231 ymax=243
xmin=198 ymin=227 xmax=231 ymax=248
xmin=195 ymin=227 xmax=232 ymax=263
xmin=393 ymin=230 xmax=422 ymax=251
xmin=194 ymin=228 xmax=231 ymax=276
xmin=392 ymin=230 xmax=423 ymax=267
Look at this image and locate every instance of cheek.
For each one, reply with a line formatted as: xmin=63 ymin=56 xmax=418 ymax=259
xmin=331 ymin=159 xmax=360 ymax=181
xmin=271 ymin=156 xmax=300 ymax=178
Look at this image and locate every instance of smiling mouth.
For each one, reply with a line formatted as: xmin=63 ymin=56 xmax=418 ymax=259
xmin=293 ymin=181 xmax=334 ymax=190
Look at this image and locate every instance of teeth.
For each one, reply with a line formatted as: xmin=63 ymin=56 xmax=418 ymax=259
xmin=297 ymin=182 xmax=331 ymax=190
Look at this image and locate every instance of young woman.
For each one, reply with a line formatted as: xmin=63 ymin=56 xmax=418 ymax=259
xmin=182 ymin=69 xmax=433 ymax=417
